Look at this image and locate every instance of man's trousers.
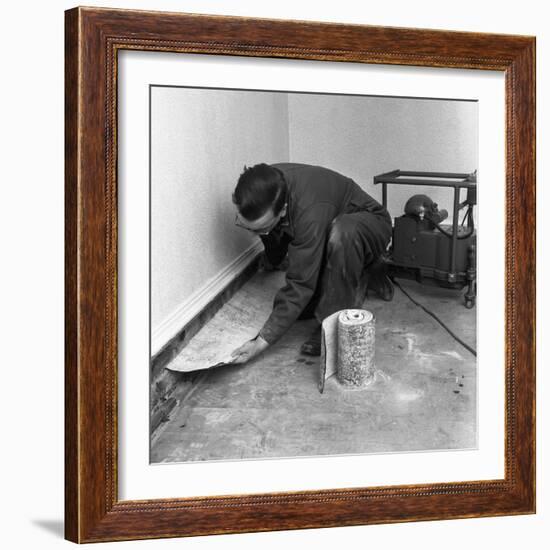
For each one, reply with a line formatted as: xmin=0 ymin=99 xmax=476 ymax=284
xmin=301 ymin=211 xmax=393 ymax=322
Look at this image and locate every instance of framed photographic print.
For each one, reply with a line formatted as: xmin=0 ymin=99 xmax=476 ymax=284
xmin=65 ymin=6 xmax=535 ymax=543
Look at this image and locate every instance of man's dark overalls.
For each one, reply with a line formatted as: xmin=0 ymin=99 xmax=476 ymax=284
xmin=257 ymin=163 xmax=392 ymax=346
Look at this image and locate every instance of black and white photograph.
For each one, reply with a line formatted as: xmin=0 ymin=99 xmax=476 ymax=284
xmin=149 ymin=86 xmax=479 ymax=464
xmin=3 ymin=0 xmax=544 ymax=547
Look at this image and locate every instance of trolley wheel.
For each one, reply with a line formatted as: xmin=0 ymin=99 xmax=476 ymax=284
xmin=464 ymin=296 xmax=476 ymax=309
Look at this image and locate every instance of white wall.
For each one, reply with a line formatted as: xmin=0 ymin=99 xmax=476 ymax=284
xmin=151 ymin=87 xmax=289 ymax=331
xmin=2 ymin=1 xmax=547 ymax=550
xmin=288 ymin=94 xmax=478 ymax=220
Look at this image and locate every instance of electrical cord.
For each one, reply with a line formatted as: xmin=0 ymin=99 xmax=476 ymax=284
xmin=390 ymin=277 xmax=477 ymax=357
xmin=426 ymin=205 xmax=475 ymax=240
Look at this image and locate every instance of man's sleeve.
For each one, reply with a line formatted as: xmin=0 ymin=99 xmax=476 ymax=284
xmin=258 ymin=203 xmax=335 ymax=345
xmin=260 ymin=230 xmax=290 ymax=267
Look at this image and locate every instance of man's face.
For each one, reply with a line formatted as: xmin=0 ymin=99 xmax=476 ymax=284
xmin=235 ymin=204 xmax=287 ymax=236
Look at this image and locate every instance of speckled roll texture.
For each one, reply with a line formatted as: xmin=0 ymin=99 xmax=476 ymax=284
xmin=337 ymin=309 xmax=375 ymax=387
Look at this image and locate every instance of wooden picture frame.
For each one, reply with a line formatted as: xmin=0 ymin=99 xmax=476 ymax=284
xmin=65 ymin=6 xmax=536 ymax=543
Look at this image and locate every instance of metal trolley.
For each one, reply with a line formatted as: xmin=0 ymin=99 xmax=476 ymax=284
xmin=374 ymin=169 xmax=477 ymax=308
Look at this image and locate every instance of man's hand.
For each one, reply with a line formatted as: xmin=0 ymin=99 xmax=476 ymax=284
xmin=258 ymin=252 xmax=277 ymax=272
xmin=258 ymin=252 xmax=289 ymax=272
xmin=230 ymin=335 xmax=269 ymax=365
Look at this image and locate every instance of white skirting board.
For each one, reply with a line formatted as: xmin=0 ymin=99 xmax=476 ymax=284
xmin=151 ymin=241 xmax=264 ymax=356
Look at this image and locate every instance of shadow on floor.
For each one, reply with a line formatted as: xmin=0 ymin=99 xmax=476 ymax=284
xmin=31 ymin=519 xmax=64 ymax=539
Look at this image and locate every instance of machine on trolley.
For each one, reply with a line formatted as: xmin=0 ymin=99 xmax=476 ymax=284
xmin=373 ymin=169 xmax=477 ymax=308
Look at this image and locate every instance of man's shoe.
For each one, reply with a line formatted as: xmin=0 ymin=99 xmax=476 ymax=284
xmin=300 ymin=325 xmax=322 ymax=356
xmin=367 ymin=259 xmax=394 ymax=301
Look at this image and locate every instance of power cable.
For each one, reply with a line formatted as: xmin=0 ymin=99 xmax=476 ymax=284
xmin=390 ymin=277 xmax=477 ymax=357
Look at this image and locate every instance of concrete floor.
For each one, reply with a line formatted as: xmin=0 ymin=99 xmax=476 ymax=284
xmin=151 ymin=270 xmax=476 ymax=463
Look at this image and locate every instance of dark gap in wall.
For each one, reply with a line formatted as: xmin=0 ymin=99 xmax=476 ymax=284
xmin=150 ymin=253 xmax=261 ymax=436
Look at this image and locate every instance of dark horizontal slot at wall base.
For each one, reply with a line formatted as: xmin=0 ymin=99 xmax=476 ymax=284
xmin=150 ymin=253 xmax=261 ymax=436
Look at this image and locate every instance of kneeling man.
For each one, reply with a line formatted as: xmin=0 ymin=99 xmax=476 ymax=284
xmin=231 ymin=163 xmax=392 ymax=363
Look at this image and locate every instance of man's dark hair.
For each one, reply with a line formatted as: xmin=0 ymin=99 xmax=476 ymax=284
xmin=232 ymin=163 xmax=287 ymax=221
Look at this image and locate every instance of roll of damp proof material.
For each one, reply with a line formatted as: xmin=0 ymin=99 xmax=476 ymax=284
xmin=319 ymin=309 xmax=375 ymax=393
xmin=337 ymin=309 xmax=375 ymax=387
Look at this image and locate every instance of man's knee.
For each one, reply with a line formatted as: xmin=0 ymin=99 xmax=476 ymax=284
xmin=327 ymin=215 xmax=356 ymax=250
